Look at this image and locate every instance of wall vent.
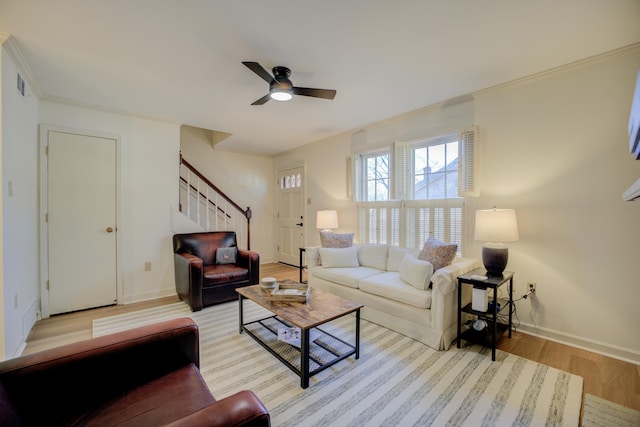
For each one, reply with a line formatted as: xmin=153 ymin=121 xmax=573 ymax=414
xmin=16 ymin=72 xmax=26 ymax=97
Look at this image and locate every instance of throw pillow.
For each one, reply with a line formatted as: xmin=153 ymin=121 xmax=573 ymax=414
xmin=399 ymin=254 xmax=434 ymax=290
xmin=356 ymin=244 xmax=388 ymax=270
xmin=319 ymin=246 xmax=359 ymax=268
xmin=418 ymin=237 xmax=457 ymax=271
xmin=386 ymin=246 xmax=420 ymax=272
xmin=320 ymin=231 xmax=354 ymax=248
xmin=215 ymin=247 xmax=237 ymax=265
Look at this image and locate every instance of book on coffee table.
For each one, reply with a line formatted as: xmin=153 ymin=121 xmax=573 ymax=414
xmin=277 ymin=327 xmax=320 ymax=348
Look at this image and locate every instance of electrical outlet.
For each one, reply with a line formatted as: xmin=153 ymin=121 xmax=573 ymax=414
xmin=527 ymin=282 xmax=536 ymax=292
xmin=144 ymin=262 xmax=152 ymax=272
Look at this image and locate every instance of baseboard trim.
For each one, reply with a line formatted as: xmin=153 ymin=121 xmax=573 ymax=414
xmin=121 ymin=288 xmax=177 ymax=305
xmin=518 ymin=322 xmax=640 ymax=365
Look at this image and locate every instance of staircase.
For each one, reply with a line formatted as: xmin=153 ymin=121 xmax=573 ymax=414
xmin=178 ymin=154 xmax=252 ymax=249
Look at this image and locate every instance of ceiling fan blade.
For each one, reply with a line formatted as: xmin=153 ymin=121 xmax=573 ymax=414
xmin=293 ymin=87 xmax=337 ymax=100
xmin=242 ymin=61 xmax=273 ymax=84
xmin=251 ymin=94 xmax=271 ymax=105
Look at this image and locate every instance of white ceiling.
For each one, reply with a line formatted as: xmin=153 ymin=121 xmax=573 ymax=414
xmin=1 ymin=1 xmax=639 ymax=155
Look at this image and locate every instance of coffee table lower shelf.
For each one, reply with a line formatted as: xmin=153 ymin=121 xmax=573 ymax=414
xmin=241 ymin=315 xmax=357 ymax=388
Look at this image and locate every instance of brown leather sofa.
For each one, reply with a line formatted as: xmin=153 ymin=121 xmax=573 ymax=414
xmin=174 ymin=231 xmax=260 ymax=311
xmin=0 ymin=317 xmax=270 ymax=427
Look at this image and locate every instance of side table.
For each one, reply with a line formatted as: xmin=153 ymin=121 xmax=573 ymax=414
xmin=298 ymin=247 xmax=307 ymax=284
xmin=456 ymin=268 xmax=513 ymax=361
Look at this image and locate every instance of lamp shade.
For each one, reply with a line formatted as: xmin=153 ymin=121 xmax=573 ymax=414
xmin=316 ymin=210 xmax=339 ymax=230
xmin=474 ymin=208 xmax=519 ymax=243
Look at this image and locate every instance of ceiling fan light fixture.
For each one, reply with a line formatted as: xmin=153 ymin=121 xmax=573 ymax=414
xmin=243 ymin=61 xmax=336 ymax=105
xmin=270 ymin=89 xmax=293 ymax=101
xmin=270 ymin=78 xmax=293 ymax=101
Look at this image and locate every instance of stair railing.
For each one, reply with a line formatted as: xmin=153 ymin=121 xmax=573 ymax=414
xmin=179 ymin=154 xmax=252 ymax=249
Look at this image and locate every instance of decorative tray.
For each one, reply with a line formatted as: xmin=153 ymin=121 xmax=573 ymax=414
xmin=268 ymin=280 xmax=311 ymax=303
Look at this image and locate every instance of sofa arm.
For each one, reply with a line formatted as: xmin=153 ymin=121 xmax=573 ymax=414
xmin=429 ymin=257 xmax=482 ymax=345
xmin=0 ymin=318 xmax=200 ymax=424
xmin=431 ymin=257 xmax=481 ymax=296
xmin=305 ymin=246 xmax=321 ymax=268
xmin=175 ymin=252 xmax=204 ymax=311
xmin=237 ymin=249 xmax=260 ymax=285
xmin=167 ymin=390 xmax=270 ymax=427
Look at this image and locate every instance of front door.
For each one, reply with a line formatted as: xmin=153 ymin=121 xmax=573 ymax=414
xmin=277 ymin=166 xmax=305 ymax=266
xmin=47 ymin=130 xmax=118 ymax=315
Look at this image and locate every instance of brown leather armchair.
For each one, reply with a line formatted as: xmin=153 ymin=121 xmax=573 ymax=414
xmin=0 ymin=317 xmax=270 ymax=426
xmin=173 ymin=231 xmax=260 ymax=311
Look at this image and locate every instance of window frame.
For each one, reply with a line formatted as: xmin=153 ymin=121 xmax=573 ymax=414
xmin=354 ymin=147 xmax=392 ymax=202
xmin=353 ymin=126 xmax=478 ymax=255
xmin=408 ymin=132 xmax=461 ymax=201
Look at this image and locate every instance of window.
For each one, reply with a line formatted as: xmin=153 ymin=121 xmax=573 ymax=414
xmin=357 ymin=150 xmax=391 ymax=201
xmin=412 ymin=135 xmax=459 ymax=199
xmin=354 ymin=127 xmax=478 ymax=254
xmin=279 ymin=173 xmax=302 ymax=189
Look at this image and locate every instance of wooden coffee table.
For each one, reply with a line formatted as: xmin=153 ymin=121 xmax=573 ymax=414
xmin=236 ymin=283 xmax=363 ymax=388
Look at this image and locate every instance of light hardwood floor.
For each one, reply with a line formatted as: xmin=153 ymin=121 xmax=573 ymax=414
xmin=22 ymin=263 xmax=640 ymax=412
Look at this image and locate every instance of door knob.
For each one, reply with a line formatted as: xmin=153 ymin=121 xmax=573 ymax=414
xmin=296 ymin=223 xmax=303 ymax=227
xmin=106 ymin=227 xmax=114 ymax=233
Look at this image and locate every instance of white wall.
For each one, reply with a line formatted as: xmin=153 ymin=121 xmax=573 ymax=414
xmin=39 ymin=101 xmax=181 ymax=304
xmin=276 ymin=48 xmax=640 ymax=363
xmin=274 ymin=136 xmax=356 ymax=241
xmin=180 ymin=126 xmax=275 ymax=261
xmin=473 ymin=50 xmax=640 ymax=362
xmin=1 ymin=45 xmax=40 ymax=359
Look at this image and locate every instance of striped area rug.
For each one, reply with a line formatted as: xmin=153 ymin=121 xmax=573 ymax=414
xmin=583 ymin=393 xmax=640 ymax=427
xmin=93 ymin=301 xmax=583 ymax=426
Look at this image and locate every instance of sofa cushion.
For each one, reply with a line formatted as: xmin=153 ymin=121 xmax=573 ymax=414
xmin=319 ymin=247 xmax=359 ymax=268
xmin=203 ymin=265 xmax=249 ymax=286
xmin=356 ymin=244 xmax=388 ymax=270
xmin=360 ymin=272 xmax=432 ymax=309
xmin=73 ymin=364 xmax=216 ymax=426
xmin=399 ymin=254 xmax=434 ymax=290
xmin=310 ymin=266 xmax=382 ymax=289
xmin=320 ymin=231 xmax=354 ymax=248
xmin=386 ymin=246 xmax=420 ymax=272
xmin=418 ymin=237 xmax=457 ymax=271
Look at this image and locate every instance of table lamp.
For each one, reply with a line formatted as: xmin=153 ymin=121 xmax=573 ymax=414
xmin=316 ymin=210 xmax=339 ymax=232
xmin=474 ymin=208 xmax=519 ymax=275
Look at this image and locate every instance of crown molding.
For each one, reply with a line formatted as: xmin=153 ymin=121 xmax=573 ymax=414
xmin=474 ymin=42 xmax=640 ymax=97
xmin=345 ymin=43 xmax=640 ymax=142
xmin=0 ymin=33 xmax=43 ymax=98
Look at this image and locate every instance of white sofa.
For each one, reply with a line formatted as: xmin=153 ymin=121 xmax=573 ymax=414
xmin=305 ymin=244 xmax=480 ymax=350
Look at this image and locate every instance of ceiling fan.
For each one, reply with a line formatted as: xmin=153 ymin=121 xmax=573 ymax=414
xmin=242 ymin=61 xmax=336 ymax=105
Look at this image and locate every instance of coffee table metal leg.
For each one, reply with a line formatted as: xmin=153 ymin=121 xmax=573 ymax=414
xmin=301 ymin=328 xmax=310 ymax=389
xmin=355 ymin=309 xmax=360 ymax=359
xmin=238 ymin=294 xmax=244 ymax=334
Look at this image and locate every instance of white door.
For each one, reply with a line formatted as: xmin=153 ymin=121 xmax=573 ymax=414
xmin=47 ymin=130 xmax=117 ymax=314
xmin=277 ymin=166 xmax=305 ymax=266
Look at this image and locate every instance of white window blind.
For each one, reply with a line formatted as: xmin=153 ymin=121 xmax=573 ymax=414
xmin=358 ymin=199 xmax=463 ymax=253
xmin=458 ymin=126 xmax=479 ymax=197
xmin=393 ymin=142 xmax=408 ymax=200
xmin=357 ymin=201 xmax=402 ymax=245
